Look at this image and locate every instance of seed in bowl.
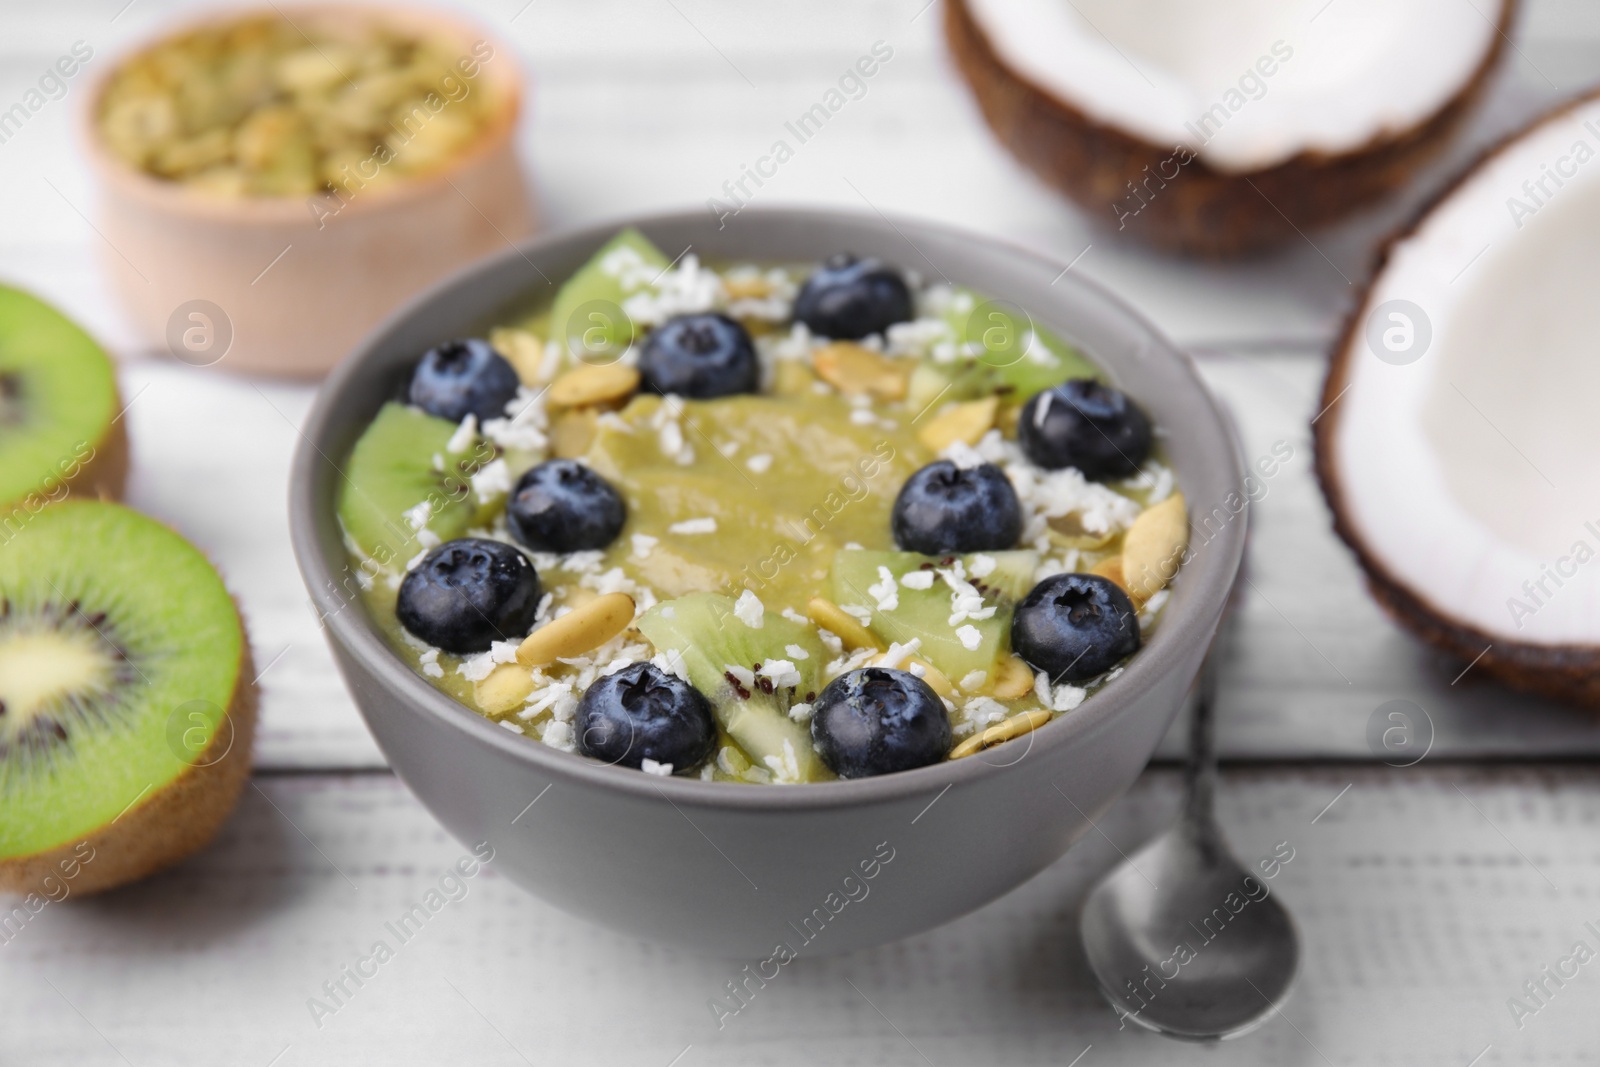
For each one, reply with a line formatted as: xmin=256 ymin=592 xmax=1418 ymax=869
xmin=96 ymin=14 xmax=506 ymax=197
xmin=335 ymin=229 xmax=1188 ymax=783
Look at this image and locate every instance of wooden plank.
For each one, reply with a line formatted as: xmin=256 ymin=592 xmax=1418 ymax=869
xmin=3 ymin=766 xmax=1597 ymax=1065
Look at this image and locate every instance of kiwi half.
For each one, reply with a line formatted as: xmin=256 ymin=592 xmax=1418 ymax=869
xmin=0 ymin=501 xmax=254 ymax=896
xmin=0 ymin=286 xmax=127 ymax=515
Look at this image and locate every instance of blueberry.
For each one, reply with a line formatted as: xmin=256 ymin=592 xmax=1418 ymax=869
xmin=1018 ymin=379 xmax=1152 ymax=481
xmin=637 ymin=313 xmax=759 ymax=399
xmin=1011 ymin=573 xmax=1140 ymax=683
xmin=574 ymin=661 xmax=716 ymax=773
xmin=407 ymin=338 xmax=521 ymax=424
xmin=396 ymin=538 xmax=542 ymax=654
xmin=891 ymin=460 xmax=1022 ymax=555
xmin=811 ymin=667 xmax=951 ymax=779
xmin=793 ymin=254 xmax=913 ymax=340
xmin=506 ymin=460 xmax=626 ymax=553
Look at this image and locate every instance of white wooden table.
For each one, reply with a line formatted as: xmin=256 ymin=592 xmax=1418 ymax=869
xmin=4 ymin=2 xmax=1600 ymax=1063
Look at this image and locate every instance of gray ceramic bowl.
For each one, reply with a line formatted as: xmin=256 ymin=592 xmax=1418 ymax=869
xmin=290 ymin=207 xmax=1245 ymax=957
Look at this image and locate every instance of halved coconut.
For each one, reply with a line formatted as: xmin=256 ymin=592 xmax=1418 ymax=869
xmin=946 ymin=0 xmax=1515 ymax=257
xmin=1317 ymin=90 xmax=1600 ymax=707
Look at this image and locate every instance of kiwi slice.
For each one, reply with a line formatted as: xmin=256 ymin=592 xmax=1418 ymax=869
xmin=0 ymin=285 xmax=126 ymax=513
xmin=0 ymin=501 xmax=254 ymax=896
xmin=637 ymin=592 xmax=830 ymax=782
xmin=830 ymin=549 xmax=1038 ymax=682
xmin=908 ymin=287 xmax=1100 ymax=409
xmin=549 ymin=228 xmax=669 ymax=363
xmin=337 ymin=401 xmax=488 ymax=569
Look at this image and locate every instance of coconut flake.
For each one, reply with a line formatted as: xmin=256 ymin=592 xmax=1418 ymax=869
xmin=734 ymin=589 xmax=765 ymax=628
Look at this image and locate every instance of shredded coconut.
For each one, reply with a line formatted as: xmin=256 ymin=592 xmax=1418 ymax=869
xmin=446 ymin=414 xmax=478 ymax=454
xmin=763 ymin=739 xmax=802 ymax=784
xmin=419 ymin=648 xmax=444 ymax=679
xmin=640 ymin=758 xmax=674 ymax=777
xmin=878 ymin=639 xmax=922 ymax=670
xmin=669 ymin=517 xmax=717 ymax=535
xmin=471 ymin=458 xmax=511 ymax=505
xmin=650 ymin=648 xmax=690 ymax=681
xmin=955 ymin=624 xmax=982 ymax=651
xmin=868 ymin=566 xmax=900 ymax=612
xmin=734 ymin=589 xmax=765 ymax=628
xmin=784 ymin=643 xmax=811 ymax=661
xmin=746 ymin=453 xmax=773 ymax=474
xmin=457 ymin=651 xmax=498 ymax=682
xmin=541 ymin=720 xmax=575 ymax=751
xmin=899 ymin=569 xmax=934 ymax=591
xmin=756 ymin=659 xmax=802 ymax=689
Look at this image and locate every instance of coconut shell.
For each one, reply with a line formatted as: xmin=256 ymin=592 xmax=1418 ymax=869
xmin=1314 ymin=89 xmax=1600 ymax=708
xmin=944 ymin=0 xmax=1517 ymax=258
xmin=0 ymin=636 xmax=258 ymax=897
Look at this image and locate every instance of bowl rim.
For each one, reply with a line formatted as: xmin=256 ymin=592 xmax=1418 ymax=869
xmin=77 ymin=0 xmax=524 ymax=225
xmin=290 ymin=205 xmax=1246 ymax=812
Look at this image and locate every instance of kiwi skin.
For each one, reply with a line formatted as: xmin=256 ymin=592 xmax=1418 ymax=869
xmin=70 ymin=414 xmax=129 ymax=503
xmin=0 ymin=392 xmax=128 ymax=521
xmin=0 ymin=639 xmax=257 ymax=897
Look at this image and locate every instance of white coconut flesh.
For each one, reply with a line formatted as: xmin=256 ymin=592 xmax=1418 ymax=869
xmin=1332 ymin=96 xmax=1600 ymax=648
xmin=962 ymin=0 xmax=1504 ymax=173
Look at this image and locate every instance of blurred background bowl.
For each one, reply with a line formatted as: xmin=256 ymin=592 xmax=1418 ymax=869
xmin=79 ymin=2 xmax=536 ymax=377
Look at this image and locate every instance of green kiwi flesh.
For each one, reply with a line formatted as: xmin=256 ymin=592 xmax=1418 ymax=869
xmin=337 ymin=401 xmax=489 ymax=569
xmin=0 ymin=502 xmax=247 ymax=866
xmin=908 ymin=287 xmax=1100 ymax=409
xmin=830 ymin=549 xmax=1038 ymax=682
xmin=636 ymin=592 xmax=830 ymax=782
xmin=0 ymin=285 xmax=123 ymax=509
xmin=549 ymin=228 xmax=669 ymax=362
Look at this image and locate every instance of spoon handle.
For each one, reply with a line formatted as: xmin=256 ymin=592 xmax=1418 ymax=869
xmin=1183 ymin=628 xmax=1224 ymax=846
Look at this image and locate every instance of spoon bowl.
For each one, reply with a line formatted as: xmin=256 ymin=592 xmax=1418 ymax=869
xmin=1079 ymin=630 xmax=1300 ymax=1039
xmin=1082 ymin=821 xmax=1299 ymax=1038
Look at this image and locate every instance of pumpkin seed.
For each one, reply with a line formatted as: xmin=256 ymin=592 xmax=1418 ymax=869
xmin=488 ymin=328 xmax=549 ymax=386
xmin=517 ymin=592 xmax=636 ymax=666
xmin=1122 ymin=492 xmax=1188 ymax=600
xmin=867 ymin=651 xmax=955 ymax=699
xmin=917 ymin=397 xmax=998 ymax=452
xmin=949 ymin=708 xmax=1053 ymax=759
xmin=806 ymin=597 xmax=884 ymax=651
xmin=474 ymin=663 xmax=535 ymax=715
xmin=548 ymin=363 xmax=640 ymax=409
xmin=812 ymin=342 xmax=911 ymax=401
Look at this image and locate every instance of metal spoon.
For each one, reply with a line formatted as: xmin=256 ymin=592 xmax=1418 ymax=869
xmin=1080 ymin=630 xmax=1299 ymax=1039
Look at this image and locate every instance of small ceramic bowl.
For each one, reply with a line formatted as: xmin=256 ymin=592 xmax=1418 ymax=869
xmin=80 ymin=3 xmax=535 ymax=377
xmin=290 ymin=208 xmax=1246 ymax=956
